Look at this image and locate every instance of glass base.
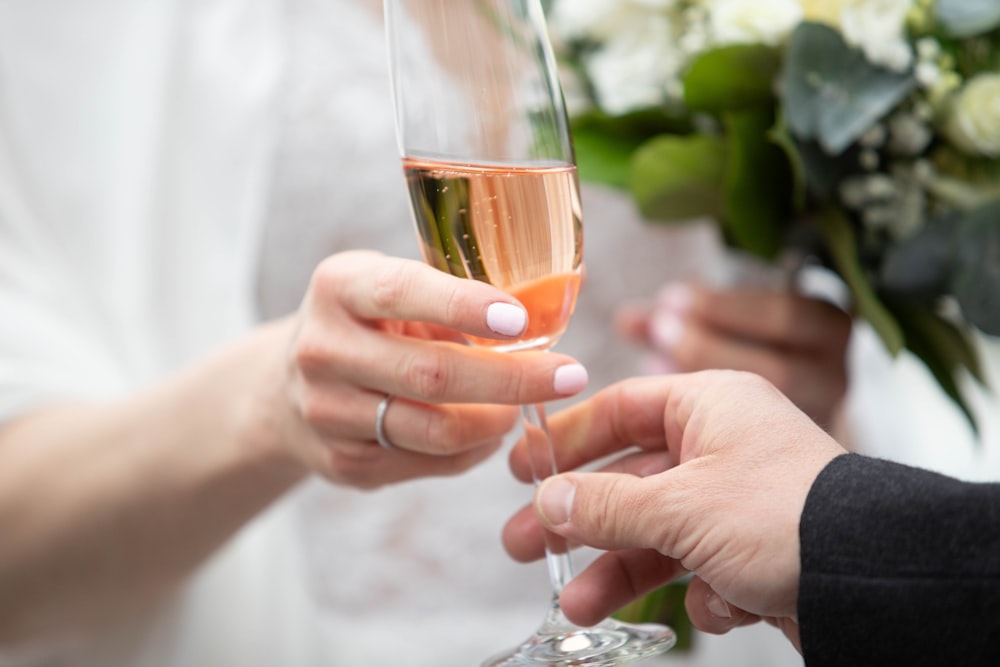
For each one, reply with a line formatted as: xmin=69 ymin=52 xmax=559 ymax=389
xmin=483 ymin=606 xmax=676 ymax=666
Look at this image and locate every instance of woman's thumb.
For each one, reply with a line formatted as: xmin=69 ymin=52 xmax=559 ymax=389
xmin=534 ymin=472 xmax=665 ymax=551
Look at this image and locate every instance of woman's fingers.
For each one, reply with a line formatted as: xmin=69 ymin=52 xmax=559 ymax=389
xmin=651 ymin=283 xmax=851 ymax=352
xmin=631 ymin=283 xmax=850 ymax=426
xmin=653 ymin=315 xmax=846 ymax=424
xmin=297 ymin=250 xmax=590 ymax=407
xmin=308 ymin=329 xmax=589 ymax=406
xmin=315 ymin=250 xmax=534 ymax=341
xmin=315 ymin=433 xmax=505 ymax=490
xmin=287 ymin=250 xmax=592 ymax=488
xmin=369 ymin=400 xmax=520 ymax=456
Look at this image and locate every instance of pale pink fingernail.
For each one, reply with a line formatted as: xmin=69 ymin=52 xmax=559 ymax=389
xmin=706 ymin=591 xmax=733 ymax=620
xmin=487 ymin=302 xmax=527 ymax=337
xmin=538 ymin=476 xmax=576 ymax=526
xmin=553 ymin=364 xmax=589 ymax=395
xmin=650 ymin=310 xmax=684 ymax=350
xmin=657 ymin=283 xmax=693 ymax=314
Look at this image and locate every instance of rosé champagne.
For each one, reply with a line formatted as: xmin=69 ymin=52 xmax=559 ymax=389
xmin=403 ymin=157 xmax=583 ymax=351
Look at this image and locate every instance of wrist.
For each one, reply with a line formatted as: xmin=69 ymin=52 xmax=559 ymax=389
xmin=223 ymin=318 xmax=311 ymax=484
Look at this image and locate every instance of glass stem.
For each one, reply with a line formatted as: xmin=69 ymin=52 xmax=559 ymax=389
xmin=521 ymin=402 xmax=575 ymax=595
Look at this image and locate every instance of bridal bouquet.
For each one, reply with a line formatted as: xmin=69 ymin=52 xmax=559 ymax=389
xmin=546 ymin=0 xmax=1000 ymax=431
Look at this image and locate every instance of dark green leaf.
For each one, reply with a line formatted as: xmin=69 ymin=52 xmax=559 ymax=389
xmin=880 ymin=216 xmax=959 ymax=298
xmin=629 ymin=134 xmax=728 ymax=222
xmin=782 ymin=22 xmax=915 ymax=155
xmin=952 ymin=201 xmax=1000 ymax=335
xmin=936 ymin=0 xmax=1000 ymax=38
xmin=721 ymin=109 xmax=793 ymax=259
xmin=684 ymin=44 xmax=781 ymax=113
xmin=795 ymin=140 xmax=858 ymax=200
xmin=886 ymin=297 xmax=986 ymax=437
xmin=816 ymin=207 xmax=905 ymax=355
xmin=768 ymin=114 xmax=808 ymax=212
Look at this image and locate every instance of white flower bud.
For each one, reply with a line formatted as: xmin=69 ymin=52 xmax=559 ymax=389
xmin=888 ymin=113 xmax=933 ymax=156
xmin=945 ymin=73 xmax=1000 ymax=158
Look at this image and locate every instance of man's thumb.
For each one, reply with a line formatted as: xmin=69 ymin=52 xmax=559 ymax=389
xmin=534 ymin=472 xmax=663 ymax=551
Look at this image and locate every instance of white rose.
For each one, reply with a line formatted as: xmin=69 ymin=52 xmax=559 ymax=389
xmin=945 ymin=73 xmax=1000 ymax=158
xmin=585 ymin=14 xmax=686 ymax=114
xmin=708 ymin=0 xmax=804 ymax=46
xmin=838 ymin=0 xmax=913 ymax=72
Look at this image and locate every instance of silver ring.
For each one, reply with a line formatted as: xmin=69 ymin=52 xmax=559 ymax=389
xmin=374 ymin=395 xmax=397 ymax=451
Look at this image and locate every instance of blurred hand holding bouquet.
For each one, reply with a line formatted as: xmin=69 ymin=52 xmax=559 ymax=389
xmin=546 ymin=0 xmax=1000 ymax=430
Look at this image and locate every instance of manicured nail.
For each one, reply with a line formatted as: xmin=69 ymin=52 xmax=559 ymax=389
xmin=650 ymin=310 xmax=684 ymax=350
xmin=538 ymin=477 xmax=576 ymax=526
xmin=486 ymin=302 xmax=527 ymax=337
xmin=657 ymin=283 xmax=693 ymax=314
xmin=553 ymin=364 xmax=589 ymax=395
xmin=706 ymin=591 xmax=733 ymax=620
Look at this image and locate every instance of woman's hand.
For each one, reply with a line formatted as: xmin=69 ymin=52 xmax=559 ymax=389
xmin=501 ymin=371 xmax=847 ymax=651
xmin=0 ymin=250 xmax=588 ymax=640
xmin=617 ymin=283 xmax=851 ymax=429
xmin=264 ymin=250 xmax=589 ymax=489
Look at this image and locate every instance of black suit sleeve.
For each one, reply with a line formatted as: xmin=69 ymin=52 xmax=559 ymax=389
xmin=798 ymin=454 xmax=1000 ymax=667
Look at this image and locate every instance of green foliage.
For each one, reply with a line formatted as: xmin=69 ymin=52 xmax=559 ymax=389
xmin=881 ymin=215 xmax=958 ymax=298
xmin=816 ymin=207 xmax=905 ymax=356
xmin=571 ymin=110 xmax=693 ymax=189
xmin=630 ymin=135 xmax=728 ymax=222
xmin=683 ymin=44 xmax=781 ymax=113
xmin=953 ymin=201 xmax=1000 ymax=336
xmin=887 ymin=297 xmax=986 ymax=436
xmin=782 ymin=22 xmax=915 ymax=155
xmin=722 ymin=109 xmax=792 ymax=259
xmin=556 ymin=8 xmax=999 ymax=433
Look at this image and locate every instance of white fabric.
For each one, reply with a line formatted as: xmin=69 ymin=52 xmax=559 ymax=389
xmin=0 ymin=1 xmax=322 ymax=666
xmin=2 ymin=1 xmax=996 ymax=666
xmin=0 ymin=0 xmax=280 ymax=419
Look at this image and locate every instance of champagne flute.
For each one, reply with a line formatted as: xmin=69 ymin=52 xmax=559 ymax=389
xmin=383 ymin=1 xmax=676 ymax=664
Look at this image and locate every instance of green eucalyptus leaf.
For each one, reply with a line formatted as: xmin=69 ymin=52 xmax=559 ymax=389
xmin=936 ymin=0 xmax=1000 ymax=38
xmin=816 ymin=207 xmax=905 ymax=355
xmin=952 ymin=201 xmax=1000 ymax=335
xmin=880 ymin=216 xmax=959 ymax=298
xmin=684 ymin=44 xmax=781 ymax=113
xmin=886 ymin=297 xmax=986 ymax=437
xmin=722 ymin=110 xmax=792 ymax=259
xmin=782 ymin=22 xmax=915 ymax=155
xmin=629 ymin=134 xmax=727 ymax=222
